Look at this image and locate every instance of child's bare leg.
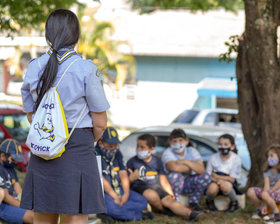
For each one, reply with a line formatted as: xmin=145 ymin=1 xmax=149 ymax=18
xmin=161 ymin=195 xmax=191 ymax=218
xmin=143 ymin=189 xmax=164 ymax=211
xmin=261 ymin=191 xmax=279 ymax=213
xmin=247 ymin=188 xmax=263 ymax=208
xmin=34 ymin=212 xmax=59 ymax=224
xmin=207 ymin=182 xmax=219 ymax=198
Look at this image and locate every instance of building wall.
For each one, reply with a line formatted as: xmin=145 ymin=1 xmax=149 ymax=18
xmin=134 ymin=56 xmax=236 ymax=83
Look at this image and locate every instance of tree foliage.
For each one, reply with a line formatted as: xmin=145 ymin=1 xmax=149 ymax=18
xmin=0 ymin=0 xmax=82 ymax=35
xmin=77 ymin=7 xmax=136 ymax=90
xmin=127 ymin=0 xmax=243 ymax=14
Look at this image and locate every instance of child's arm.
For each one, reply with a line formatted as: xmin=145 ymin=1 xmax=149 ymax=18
xmin=102 ymin=176 xmax=121 ymax=205
xmin=213 ymin=173 xmax=236 ymax=184
xmin=159 ymin=175 xmax=174 ymax=198
xmin=128 ymin=168 xmax=140 ymax=183
xmin=13 ymin=182 xmax=22 ymax=195
xmin=177 ymin=159 xmax=205 ymax=174
xmin=3 ymin=189 xmax=20 ymax=207
xmin=264 ymin=177 xmax=270 ymax=191
xmin=119 ymin=170 xmax=130 ymax=206
xmin=271 ymin=179 xmax=280 ymax=191
xmin=165 ymin=160 xmax=190 ymax=173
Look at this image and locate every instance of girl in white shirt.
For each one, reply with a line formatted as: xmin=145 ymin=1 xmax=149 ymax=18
xmin=205 ymin=134 xmax=242 ymax=213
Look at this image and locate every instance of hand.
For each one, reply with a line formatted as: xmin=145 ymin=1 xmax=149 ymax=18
xmin=211 ymin=173 xmax=218 ymax=182
xmin=260 ymin=203 xmax=268 ymax=215
xmin=128 ymin=169 xmax=140 ymax=182
xmin=113 ymin=196 xmax=121 ymax=206
xmin=120 ymin=192 xmax=129 ymax=206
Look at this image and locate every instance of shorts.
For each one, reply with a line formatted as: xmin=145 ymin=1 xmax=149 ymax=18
xmin=0 ymin=203 xmax=26 ymax=223
xmin=132 ymin=184 xmax=169 ymax=199
xmin=254 ymin=187 xmax=280 ymax=203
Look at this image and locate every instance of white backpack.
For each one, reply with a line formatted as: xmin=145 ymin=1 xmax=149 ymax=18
xmin=26 ymin=58 xmax=86 ymax=160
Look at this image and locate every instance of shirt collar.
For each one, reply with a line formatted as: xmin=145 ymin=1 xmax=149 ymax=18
xmin=47 ymin=46 xmax=77 ymax=64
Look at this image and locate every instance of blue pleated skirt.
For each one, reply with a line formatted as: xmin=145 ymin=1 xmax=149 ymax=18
xmin=20 ymin=128 xmax=106 ymax=214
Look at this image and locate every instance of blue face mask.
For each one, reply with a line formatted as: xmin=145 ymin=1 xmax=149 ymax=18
xmin=3 ymin=161 xmax=16 ymax=168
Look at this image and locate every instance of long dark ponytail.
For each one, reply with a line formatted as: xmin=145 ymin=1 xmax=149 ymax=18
xmin=35 ymin=9 xmax=80 ymax=110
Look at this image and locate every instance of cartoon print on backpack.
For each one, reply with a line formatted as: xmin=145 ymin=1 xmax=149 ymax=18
xmin=33 ymin=113 xmax=55 ymax=142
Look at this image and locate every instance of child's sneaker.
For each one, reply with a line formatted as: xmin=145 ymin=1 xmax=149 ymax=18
xmin=224 ymin=200 xmax=239 ymax=213
xmin=189 ymin=211 xmax=202 ymax=222
xmin=264 ymin=213 xmax=280 ymax=224
xmin=189 ymin=202 xmax=204 ymax=211
xmin=206 ymin=198 xmax=218 ymax=212
xmin=251 ymin=209 xmax=262 ymax=219
xmin=142 ymin=211 xmax=154 ymax=220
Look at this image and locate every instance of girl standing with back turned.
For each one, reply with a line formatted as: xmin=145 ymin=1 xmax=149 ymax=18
xmin=21 ymin=9 xmax=110 ymax=224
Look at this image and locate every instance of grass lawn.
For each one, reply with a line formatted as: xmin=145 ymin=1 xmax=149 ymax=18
xmin=17 ymin=170 xmax=264 ymax=224
xmin=114 ymin=200 xmax=263 ymax=224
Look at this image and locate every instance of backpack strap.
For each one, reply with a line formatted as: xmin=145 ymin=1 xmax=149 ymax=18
xmin=65 ymin=103 xmax=87 ymax=145
xmin=56 ymin=58 xmax=80 ymax=88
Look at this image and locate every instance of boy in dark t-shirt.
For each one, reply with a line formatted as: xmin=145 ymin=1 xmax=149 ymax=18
xmin=96 ymin=127 xmax=152 ymax=222
xmin=0 ymin=139 xmax=33 ymax=223
xmin=127 ymin=134 xmax=201 ymax=221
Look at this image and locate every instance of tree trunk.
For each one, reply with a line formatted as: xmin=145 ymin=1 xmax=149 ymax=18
xmin=236 ymin=0 xmax=280 ymax=187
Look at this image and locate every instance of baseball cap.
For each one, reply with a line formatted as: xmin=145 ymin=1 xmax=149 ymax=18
xmin=0 ymin=139 xmax=24 ymax=162
xmin=102 ymin=127 xmax=121 ymax=145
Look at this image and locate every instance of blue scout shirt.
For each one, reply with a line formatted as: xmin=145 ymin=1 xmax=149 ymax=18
xmin=127 ymin=155 xmax=166 ymax=188
xmin=0 ymin=164 xmax=14 ymax=195
xmin=21 ymin=48 xmax=110 ymax=128
xmin=96 ymin=146 xmax=126 ymax=187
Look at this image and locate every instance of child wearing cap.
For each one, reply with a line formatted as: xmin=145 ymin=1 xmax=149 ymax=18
xmin=0 ymin=139 xmax=33 ymax=223
xmin=127 ymin=134 xmax=201 ymax=221
xmin=96 ymin=127 xmax=152 ymax=223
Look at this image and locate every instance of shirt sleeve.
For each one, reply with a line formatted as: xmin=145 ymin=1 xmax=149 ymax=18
xmin=206 ymin=155 xmax=214 ymax=174
xmin=264 ymin=170 xmax=270 ymax=178
xmin=21 ymin=59 xmax=38 ymax=112
xmin=117 ymin=152 xmax=126 ymax=170
xmin=85 ymin=62 xmax=110 ymax=112
xmin=126 ymin=158 xmax=134 ymax=172
xmin=229 ymin=155 xmax=242 ymax=179
xmin=190 ymin=147 xmax=202 ymax=161
xmin=161 ymin=148 xmax=176 ymax=166
xmin=156 ymin=157 xmax=166 ymax=175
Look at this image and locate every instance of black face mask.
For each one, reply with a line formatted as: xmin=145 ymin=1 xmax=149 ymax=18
xmin=219 ymin=147 xmax=230 ymax=155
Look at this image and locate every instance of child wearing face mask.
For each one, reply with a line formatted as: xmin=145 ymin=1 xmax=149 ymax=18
xmin=205 ymin=134 xmax=242 ymax=213
xmin=127 ymin=134 xmax=201 ymax=221
xmin=161 ymin=128 xmax=211 ymax=212
xmin=0 ymin=139 xmax=34 ymax=223
xmin=95 ymin=127 xmax=152 ymax=223
xmin=247 ymin=145 xmax=280 ymax=223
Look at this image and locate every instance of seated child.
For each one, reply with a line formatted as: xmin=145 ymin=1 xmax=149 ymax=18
xmin=161 ymin=128 xmax=211 ymax=211
xmin=0 ymin=138 xmax=33 ymax=223
xmin=127 ymin=133 xmax=201 ymax=221
xmin=206 ymin=134 xmax=242 ymax=213
xmin=96 ymin=127 xmax=152 ymax=223
xmin=247 ymin=145 xmax=280 ymax=223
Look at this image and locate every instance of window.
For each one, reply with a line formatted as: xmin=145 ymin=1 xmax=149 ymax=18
xmin=172 ymin=110 xmax=199 ymax=124
xmin=203 ymin=112 xmax=217 ymax=125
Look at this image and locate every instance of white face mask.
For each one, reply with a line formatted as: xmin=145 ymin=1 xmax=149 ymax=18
xmin=171 ymin=142 xmax=186 ymax=154
xmin=136 ymin=150 xmax=151 ymax=160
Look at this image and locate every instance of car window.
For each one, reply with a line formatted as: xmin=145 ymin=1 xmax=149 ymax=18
xmin=203 ymin=112 xmax=218 ymax=125
xmin=217 ymin=113 xmax=241 ymax=129
xmin=172 ymin=110 xmax=199 ymax=123
xmin=190 ymin=139 xmax=216 ymax=162
xmin=0 ymin=114 xmax=30 ymax=142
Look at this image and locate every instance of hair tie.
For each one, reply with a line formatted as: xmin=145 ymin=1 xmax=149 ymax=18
xmin=52 ymin=48 xmax=58 ymax=54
